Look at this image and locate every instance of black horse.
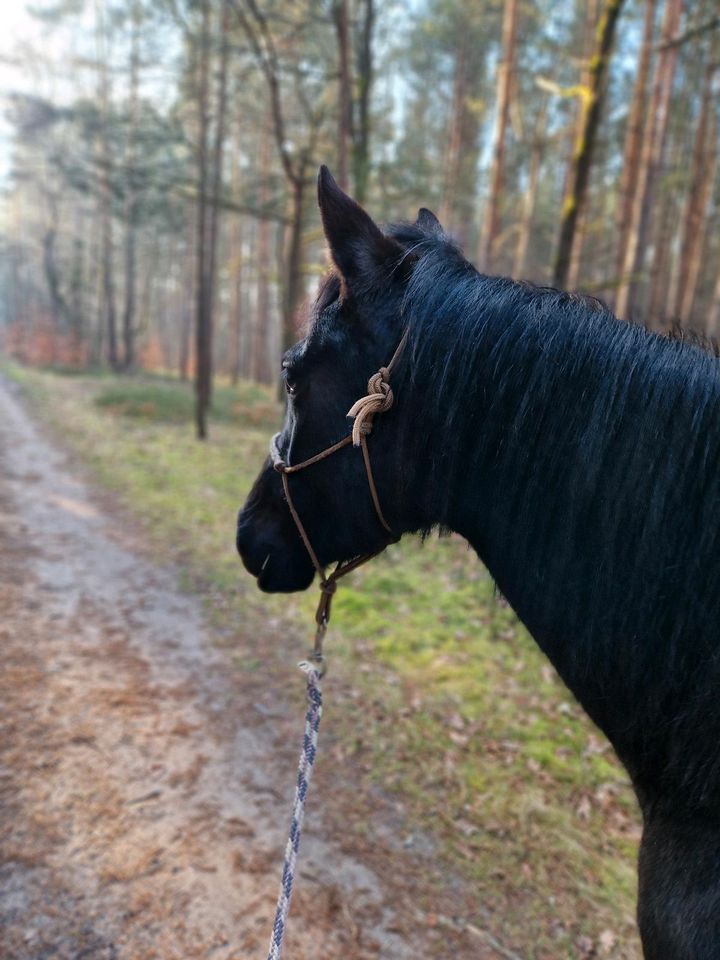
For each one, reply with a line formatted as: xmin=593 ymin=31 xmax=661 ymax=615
xmin=237 ymin=166 xmax=720 ymax=959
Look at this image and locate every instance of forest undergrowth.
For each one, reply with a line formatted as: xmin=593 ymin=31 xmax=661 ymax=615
xmin=3 ymin=361 xmax=644 ymax=959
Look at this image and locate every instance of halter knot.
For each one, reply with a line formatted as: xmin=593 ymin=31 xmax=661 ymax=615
xmin=347 ymin=369 xmax=395 ymax=446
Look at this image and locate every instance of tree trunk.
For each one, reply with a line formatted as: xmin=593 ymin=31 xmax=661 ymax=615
xmin=253 ymin=122 xmax=272 ymax=383
xmin=707 ymin=264 xmax=720 ymax=337
xmin=88 ymin=201 xmax=104 ymax=367
xmin=102 ymin=217 xmax=118 ymax=370
xmin=121 ymin=0 xmax=141 ymax=371
xmin=203 ymin=0 xmax=230 ymax=401
xmin=194 ymin=0 xmax=229 ymax=438
xmin=42 ymin=228 xmax=64 ymax=330
xmin=69 ymin=205 xmax=86 ymax=358
xmin=194 ymin=0 xmax=211 ymax=439
xmin=566 ymin=210 xmax=587 ymax=291
xmin=69 ymin=257 xmax=84 ymax=364
xmin=674 ymin=60 xmax=718 ymax=325
xmin=228 ymin=150 xmax=243 ymax=386
xmin=334 ymin=0 xmax=353 ymax=191
xmin=439 ymin=37 xmax=468 ymax=231
xmin=680 ymin=134 xmax=717 ymax=327
xmin=614 ymin=0 xmax=657 ymax=295
xmin=353 ymin=0 xmax=374 ymax=203
xmin=615 ymin=0 xmax=683 ymax=318
xmin=282 ymin=176 xmax=305 ymax=353
xmin=512 ymin=103 xmax=546 ymax=279
xmin=228 ymin=220 xmax=243 ymax=386
xmin=645 ymin=159 xmax=679 ymax=327
xmin=41 ymin=192 xmax=75 ymax=333
xmin=95 ymin=0 xmax=119 ymax=371
xmin=552 ymin=0 xmax=625 ymax=289
xmin=478 ymin=0 xmax=519 ymax=272
xmin=566 ymin=0 xmax=600 ymax=290
xmin=179 ymin=208 xmax=194 ymax=381
xmin=663 ymin=204 xmax=682 ymax=327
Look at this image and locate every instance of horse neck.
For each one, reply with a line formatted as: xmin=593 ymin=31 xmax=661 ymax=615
xmin=402 ymin=274 xmax=720 ymax=754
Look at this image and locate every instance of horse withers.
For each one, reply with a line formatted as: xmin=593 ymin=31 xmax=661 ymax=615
xmin=237 ymin=166 xmax=720 ymax=959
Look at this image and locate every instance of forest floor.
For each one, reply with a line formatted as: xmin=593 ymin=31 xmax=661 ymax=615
xmin=0 ymin=375 xmax=485 ymax=960
xmin=0 ymin=364 xmax=644 ymax=959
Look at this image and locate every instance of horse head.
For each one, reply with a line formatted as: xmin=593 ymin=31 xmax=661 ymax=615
xmin=236 ymin=167 xmax=441 ymax=593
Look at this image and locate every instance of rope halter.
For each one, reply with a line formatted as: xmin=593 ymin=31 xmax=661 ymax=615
xmin=269 ymin=328 xmax=408 ymax=673
xmin=347 ymin=366 xmax=394 ymax=445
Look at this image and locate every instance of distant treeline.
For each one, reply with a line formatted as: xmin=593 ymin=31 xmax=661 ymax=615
xmin=1 ymin=0 xmax=718 ymax=436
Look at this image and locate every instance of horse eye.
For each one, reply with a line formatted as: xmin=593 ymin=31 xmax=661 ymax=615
xmin=282 ymin=364 xmax=297 ymax=396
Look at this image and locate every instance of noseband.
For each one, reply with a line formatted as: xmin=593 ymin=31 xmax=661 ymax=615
xmin=270 ymin=329 xmax=408 ymax=673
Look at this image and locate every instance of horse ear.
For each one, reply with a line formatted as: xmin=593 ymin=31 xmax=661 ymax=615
xmin=317 ymin=165 xmax=400 ymax=285
xmin=416 ymin=207 xmax=443 ymax=236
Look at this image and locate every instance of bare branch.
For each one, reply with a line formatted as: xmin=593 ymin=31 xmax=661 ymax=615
xmin=228 ymin=0 xmax=298 ymax=186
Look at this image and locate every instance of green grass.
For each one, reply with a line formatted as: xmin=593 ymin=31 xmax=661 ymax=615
xmin=94 ymin=376 xmax=278 ymax=429
xmin=2 ymin=360 xmax=642 ymax=959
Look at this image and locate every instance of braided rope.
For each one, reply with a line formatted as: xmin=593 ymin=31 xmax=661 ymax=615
xmin=266 ymin=662 xmax=323 ymax=960
xmin=347 ymin=367 xmax=394 ymax=446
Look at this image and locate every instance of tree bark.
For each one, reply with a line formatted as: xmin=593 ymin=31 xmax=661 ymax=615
xmin=663 ymin=200 xmax=682 ymax=326
xmin=353 ymin=0 xmax=374 ymax=203
xmin=194 ymin=0 xmax=230 ymax=437
xmin=43 ymin=228 xmax=68 ymax=330
xmin=707 ymin=264 xmax=720 ymax=337
xmin=566 ymin=0 xmax=600 ymax=290
xmin=95 ymin=0 xmax=119 ymax=371
xmin=69 ymin=205 xmax=86 ymax=357
xmin=645 ymin=150 xmax=679 ymax=327
xmin=512 ymin=103 xmax=546 ymax=279
xmin=253 ymin=121 xmax=272 ymax=383
xmin=101 ymin=209 xmax=118 ymax=370
xmin=88 ymin=200 xmax=104 ymax=367
xmin=179 ymin=208 xmax=194 ymax=382
xmin=614 ymin=0 xmax=657 ymax=294
xmin=194 ymin=0 xmax=211 ymax=439
xmin=478 ymin=0 xmax=519 ymax=272
xmin=283 ymin=176 xmax=306 ymax=352
xmin=204 ymin=0 xmax=230 ymax=400
xmin=228 ymin=149 xmax=244 ymax=386
xmin=552 ymin=0 xmax=625 ymax=289
xmin=615 ymin=0 xmax=683 ymax=318
xmin=673 ymin=60 xmax=718 ymax=325
xmin=121 ymin=0 xmax=141 ymax=371
xmin=439 ymin=37 xmax=468 ymax=231
xmin=333 ymin=0 xmax=353 ymax=191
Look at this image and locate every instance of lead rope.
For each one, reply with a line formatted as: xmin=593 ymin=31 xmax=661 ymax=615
xmin=264 ymin=329 xmax=409 ymax=958
xmin=266 ymin=661 xmax=323 ymax=960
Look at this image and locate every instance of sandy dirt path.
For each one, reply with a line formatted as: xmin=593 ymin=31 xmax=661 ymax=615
xmin=0 ymin=377 xmax=494 ymax=960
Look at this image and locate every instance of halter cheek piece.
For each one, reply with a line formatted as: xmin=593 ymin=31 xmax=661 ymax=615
xmin=270 ymin=329 xmax=409 ymax=674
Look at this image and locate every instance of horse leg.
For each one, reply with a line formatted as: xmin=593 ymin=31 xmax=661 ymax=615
xmin=638 ymin=811 xmax=720 ymax=959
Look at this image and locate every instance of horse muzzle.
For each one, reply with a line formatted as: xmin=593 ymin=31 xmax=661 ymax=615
xmin=236 ymin=506 xmax=315 ymax=593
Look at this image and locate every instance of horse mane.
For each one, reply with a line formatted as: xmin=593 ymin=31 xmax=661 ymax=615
xmin=385 ymin=220 xmax=720 ymax=780
xmin=387 ymin=220 xmax=720 ymax=513
xmin=665 ymin=320 xmax=720 ymax=357
xmin=388 ymin=220 xmax=720 ymax=504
